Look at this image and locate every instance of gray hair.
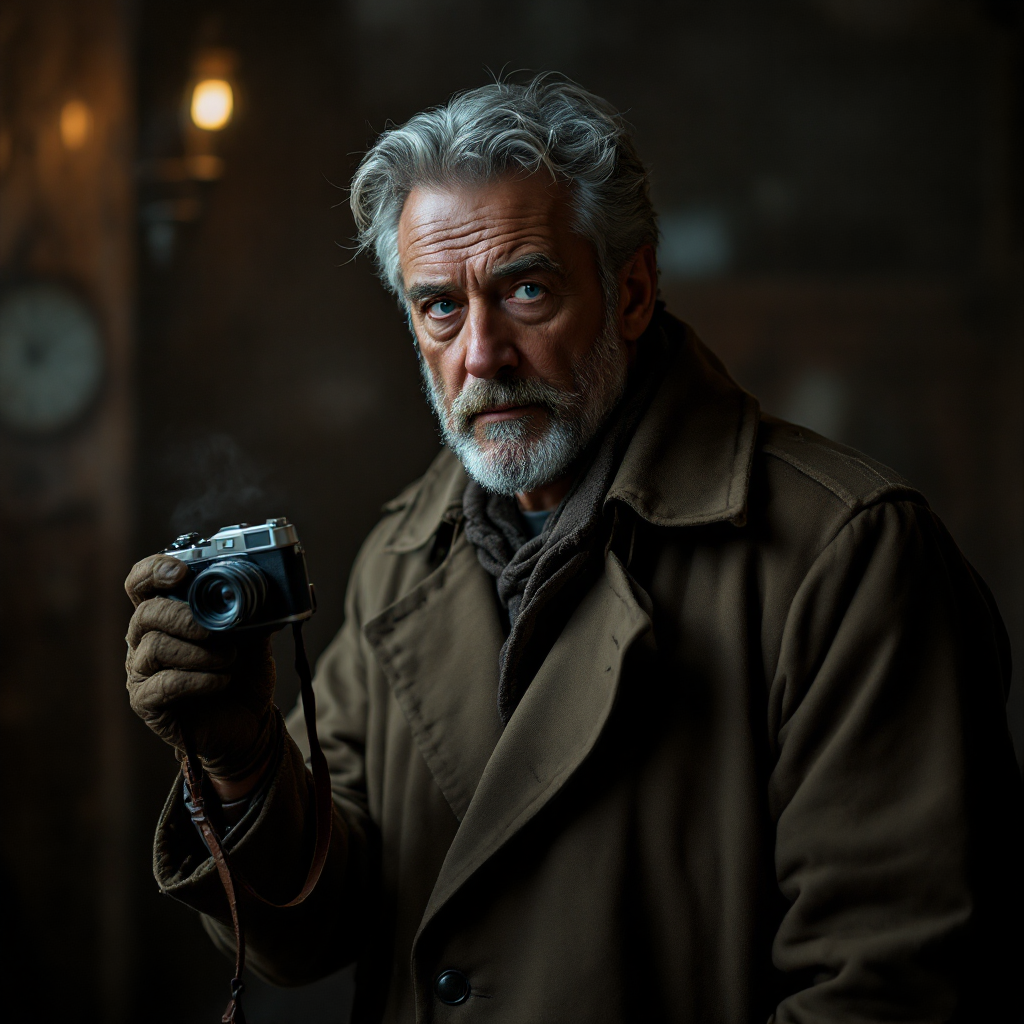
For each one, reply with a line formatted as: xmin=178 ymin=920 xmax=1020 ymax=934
xmin=349 ymin=75 xmax=657 ymax=307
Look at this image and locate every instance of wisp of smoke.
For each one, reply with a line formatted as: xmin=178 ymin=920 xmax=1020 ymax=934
xmin=165 ymin=433 xmax=269 ymax=536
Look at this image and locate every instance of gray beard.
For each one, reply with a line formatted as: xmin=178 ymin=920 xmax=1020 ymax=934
xmin=420 ymin=322 xmax=629 ymax=496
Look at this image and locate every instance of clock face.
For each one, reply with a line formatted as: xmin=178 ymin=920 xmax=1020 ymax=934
xmin=0 ymin=284 xmax=104 ymax=434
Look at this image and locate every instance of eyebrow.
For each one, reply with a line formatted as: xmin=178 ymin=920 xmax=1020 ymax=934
xmin=404 ymin=252 xmax=565 ymax=305
xmin=406 ymin=281 xmax=454 ymax=304
xmin=491 ymin=252 xmax=564 ymax=279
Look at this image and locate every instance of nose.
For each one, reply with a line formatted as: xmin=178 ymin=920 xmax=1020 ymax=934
xmin=462 ymin=299 xmax=519 ymax=380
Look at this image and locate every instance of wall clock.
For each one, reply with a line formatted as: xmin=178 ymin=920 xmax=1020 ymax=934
xmin=0 ymin=283 xmax=105 ymax=434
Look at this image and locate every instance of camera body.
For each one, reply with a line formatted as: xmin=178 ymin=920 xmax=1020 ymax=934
xmin=163 ymin=518 xmax=315 ymax=632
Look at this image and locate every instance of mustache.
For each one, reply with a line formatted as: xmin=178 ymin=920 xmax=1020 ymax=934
xmin=447 ymin=375 xmax=581 ymax=434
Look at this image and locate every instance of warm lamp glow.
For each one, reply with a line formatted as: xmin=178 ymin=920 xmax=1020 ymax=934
xmin=190 ymin=79 xmax=234 ymax=131
xmin=60 ymin=99 xmax=92 ymax=149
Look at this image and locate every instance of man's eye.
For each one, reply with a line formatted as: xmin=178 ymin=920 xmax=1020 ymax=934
xmin=512 ymin=283 xmax=543 ymax=301
xmin=427 ymin=299 xmax=459 ymax=318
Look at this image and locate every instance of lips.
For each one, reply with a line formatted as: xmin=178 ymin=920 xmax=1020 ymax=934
xmin=473 ymin=403 xmax=541 ymax=423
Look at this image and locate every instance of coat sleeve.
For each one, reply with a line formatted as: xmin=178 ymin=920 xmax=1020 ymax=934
xmin=768 ymin=499 xmax=1023 ymax=1023
xmin=152 ymin=539 xmax=381 ymax=986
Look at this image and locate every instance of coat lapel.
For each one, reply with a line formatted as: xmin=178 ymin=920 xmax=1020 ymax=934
xmin=364 ymin=533 xmax=505 ymax=822
xmin=413 ymin=550 xmax=651 ymax=944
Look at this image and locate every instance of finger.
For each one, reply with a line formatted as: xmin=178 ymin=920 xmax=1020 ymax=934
xmin=127 ymin=596 xmax=210 ymax=648
xmin=129 ymin=630 xmax=235 ymax=677
xmin=128 ymin=667 xmax=233 ymax=717
xmin=125 ymin=554 xmax=190 ymax=607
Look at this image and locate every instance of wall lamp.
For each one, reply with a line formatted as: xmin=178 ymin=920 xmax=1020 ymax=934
xmin=190 ymin=78 xmax=234 ymax=132
xmin=139 ymin=47 xmax=240 ymax=264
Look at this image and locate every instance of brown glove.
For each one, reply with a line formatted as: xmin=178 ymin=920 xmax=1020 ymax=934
xmin=125 ymin=553 xmax=278 ymax=781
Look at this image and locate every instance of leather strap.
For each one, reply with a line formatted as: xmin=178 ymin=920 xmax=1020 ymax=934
xmin=182 ymin=750 xmax=248 ymax=1024
xmin=182 ymin=621 xmax=333 ymax=1023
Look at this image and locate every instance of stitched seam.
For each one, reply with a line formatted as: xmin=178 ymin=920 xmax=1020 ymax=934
xmin=800 ymin=438 xmax=896 ymax=487
xmin=726 ymin=396 xmax=759 ymax=514
xmin=611 ymin=490 xmax=743 ymax=526
xmin=762 ymin=443 xmax=858 ymax=508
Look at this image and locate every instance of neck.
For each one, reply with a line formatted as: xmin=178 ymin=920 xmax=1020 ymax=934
xmin=517 ymin=475 xmax=573 ymax=512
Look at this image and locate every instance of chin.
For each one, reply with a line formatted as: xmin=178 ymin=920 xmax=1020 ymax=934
xmin=456 ymin=431 xmax=576 ymax=497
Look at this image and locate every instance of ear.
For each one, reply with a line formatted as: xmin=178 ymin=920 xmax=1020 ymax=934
xmin=615 ymin=244 xmax=658 ymax=347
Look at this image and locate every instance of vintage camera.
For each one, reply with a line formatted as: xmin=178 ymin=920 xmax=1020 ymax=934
xmin=163 ymin=518 xmax=316 ymax=632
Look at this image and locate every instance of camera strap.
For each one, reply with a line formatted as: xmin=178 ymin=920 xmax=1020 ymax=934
xmin=182 ymin=621 xmax=334 ymax=1024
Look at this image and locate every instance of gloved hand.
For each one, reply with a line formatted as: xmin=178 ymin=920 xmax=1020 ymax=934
xmin=125 ymin=553 xmax=279 ymax=784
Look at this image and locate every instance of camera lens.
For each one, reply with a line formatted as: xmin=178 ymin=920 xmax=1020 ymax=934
xmin=188 ymin=559 xmax=268 ymax=631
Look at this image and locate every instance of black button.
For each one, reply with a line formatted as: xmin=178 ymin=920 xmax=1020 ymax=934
xmin=435 ymin=969 xmax=471 ymax=1005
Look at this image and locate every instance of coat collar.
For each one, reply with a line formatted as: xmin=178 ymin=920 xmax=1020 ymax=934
xmin=379 ymin=445 xmax=467 ymax=555
xmin=378 ymin=310 xmax=760 ymax=552
xmin=608 ymin=312 xmax=760 ymax=529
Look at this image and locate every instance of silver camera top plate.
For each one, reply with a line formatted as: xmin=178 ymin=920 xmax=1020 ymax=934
xmin=165 ymin=518 xmax=300 ymax=562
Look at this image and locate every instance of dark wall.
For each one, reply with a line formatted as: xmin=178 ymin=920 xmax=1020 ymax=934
xmin=5 ymin=1 xmax=1016 ymax=1020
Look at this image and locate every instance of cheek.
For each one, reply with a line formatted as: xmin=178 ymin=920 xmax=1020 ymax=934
xmin=418 ymin=341 xmax=462 ymax=399
xmin=520 ymin=326 xmax=590 ymax=384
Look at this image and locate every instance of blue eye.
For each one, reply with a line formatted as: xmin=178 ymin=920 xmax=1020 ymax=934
xmin=428 ymin=299 xmax=459 ymax=318
xmin=513 ymin=283 xmax=543 ymax=300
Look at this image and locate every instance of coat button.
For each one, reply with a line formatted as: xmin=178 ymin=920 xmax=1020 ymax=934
xmin=435 ymin=969 xmax=471 ymax=1005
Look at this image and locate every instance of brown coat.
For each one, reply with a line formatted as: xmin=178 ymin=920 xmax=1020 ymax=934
xmin=154 ymin=314 xmax=1023 ymax=1024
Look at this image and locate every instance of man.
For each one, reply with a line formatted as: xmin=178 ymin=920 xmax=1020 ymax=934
xmin=125 ymin=77 xmax=1023 ymax=1023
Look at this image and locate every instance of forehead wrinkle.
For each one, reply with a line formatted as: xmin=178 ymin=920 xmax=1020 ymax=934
xmin=405 ymin=209 xmax=552 ymax=258
xmin=400 ymin=185 xmax=572 ymax=294
xmin=405 ymin=229 xmax=556 ymax=293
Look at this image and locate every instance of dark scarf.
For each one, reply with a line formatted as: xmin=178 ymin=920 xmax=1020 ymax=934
xmin=462 ymin=319 xmax=671 ymax=724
